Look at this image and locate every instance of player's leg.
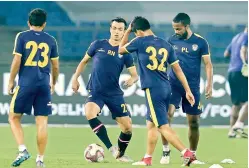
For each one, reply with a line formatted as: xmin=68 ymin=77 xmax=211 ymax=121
xmin=33 ymin=85 xmax=53 ymax=167
xmin=233 ymin=102 xmax=248 ymax=138
xmin=132 ymin=120 xmax=157 ymax=166
xmin=85 ymin=92 xmax=113 ymax=151
xmin=160 ymin=104 xmax=175 ymax=164
xmin=35 ymin=116 xmax=48 ymax=167
xmin=182 ymin=89 xmax=205 ymax=164
xmin=9 ymin=86 xmax=32 ymax=167
xmin=147 ymin=87 xmax=195 ymax=166
xmin=186 ymin=114 xmax=200 ymax=152
xmin=160 ymin=85 xmax=182 ymax=164
xmin=228 ymin=72 xmax=243 ymax=137
xmin=105 ymin=95 xmax=133 ymax=161
xmin=115 ymin=116 xmax=133 ymax=161
xmin=232 ymin=75 xmax=248 ymax=138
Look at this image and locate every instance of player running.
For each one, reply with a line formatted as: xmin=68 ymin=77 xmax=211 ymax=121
xmin=8 ymin=8 xmax=59 ymax=167
xmin=119 ymin=16 xmax=196 ymax=166
xmin=72 ymin=17 xmax=138 ymax=162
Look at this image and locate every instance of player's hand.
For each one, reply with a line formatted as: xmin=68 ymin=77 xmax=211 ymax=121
xmin=205 ymin=85 xmax=212 ymax=99
xmin=186 ymin=91 xmax=195 ymax=107
xmin=50 ymin=84 xmax=55 ymax=95
xmin=72 ymin=78 xmax=80 ymax=93
xmin=8 ymin=81 xmax=15 ymax=95
xmin=241 ymin=63 xmax=248 ymax=77
xmin=124 ymin=77 xmax=135 ymax=87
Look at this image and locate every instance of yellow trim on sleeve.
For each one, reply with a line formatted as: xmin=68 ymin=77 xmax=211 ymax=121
xmin=202 ymin=54 xmax=210 ymax=57
xmin=124 ymin=47 xmax=130 ymax=53
xmin=170 ymin=60 xmax=179 ymax=66
xmin=51 ymin=56 xmax=59 ymax=60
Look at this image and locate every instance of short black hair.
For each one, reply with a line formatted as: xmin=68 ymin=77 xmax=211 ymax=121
xmin=131 ymin=16 xmax=150 ymax=32
xmin=28 ymin=8 xmax=47 ymax=27
xmin=173 ymin=13 xmax=191 ymax=26
xmin=110 ymin=17 xmax=127 ymax=29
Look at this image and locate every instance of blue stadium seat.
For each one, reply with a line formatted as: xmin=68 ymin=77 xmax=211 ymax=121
xmin=80 ymin=21 xmax=96 ymax=28
xmin=96 ymin=31 xmax=109 ymax=39
xmin=0 ymin=1 xmax=75 ymax=26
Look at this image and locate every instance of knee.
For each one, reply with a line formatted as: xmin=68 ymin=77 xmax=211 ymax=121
xmin=168 ymin=112 xmax=173 ymax=120
xmin=8 ymin=114 xmax=18 ymax=124
xmin=36 ymin=117 xmax=48 ymax=131
xmin=189 ymin=120 xmax=199 ymax=130
xmin=122 ymin=123 xmax=132 ymax=134
xmin=85 ymin=108 xmax=99 ymax=120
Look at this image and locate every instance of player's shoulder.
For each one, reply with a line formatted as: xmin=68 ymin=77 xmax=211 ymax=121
xmin=90 ymin=39 xmax=107 ymax=46
xmin=15 ymin=30 xmax=32 ymax=39
xmin=43 ymin=31 xmax=57 ymax=42
xmin=193 ymin=33 xmax=208 ymax=43
xmin=155 ymin=36 xmax=173 ymax=48
xmin=168 ymin=34 xmax=178 ymax=40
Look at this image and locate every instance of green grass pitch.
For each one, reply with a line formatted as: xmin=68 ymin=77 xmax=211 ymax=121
xmin=0 ymin=126 xmax=247 ymax=168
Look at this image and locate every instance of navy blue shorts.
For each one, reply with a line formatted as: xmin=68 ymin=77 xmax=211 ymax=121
xmin=145 ymin=86 xmax=171 ymax=127
xmin=85 ymin=91 xmax=131 ymax=120
xmin=170 ymin=84 xmax=202 ymax=115
xmin=10 ymin=85 xmax=52 ymax=116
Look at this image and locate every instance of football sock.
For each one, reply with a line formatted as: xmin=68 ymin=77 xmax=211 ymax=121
xmin=118 ymin=132 xmax=132 ymax=157
xmin=18 ymin=145 xmax=27 ymax=152
xmin=36 ymin=155 xmax=44 ymax=162
xmin=88 ymin=118 xmax=112 ymax=149
xmin=163 ymin=145 xmax=170 ymax=152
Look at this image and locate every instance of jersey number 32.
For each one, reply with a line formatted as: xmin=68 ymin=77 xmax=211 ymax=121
xmin=146 ymin=46 xmax=168 ymax=72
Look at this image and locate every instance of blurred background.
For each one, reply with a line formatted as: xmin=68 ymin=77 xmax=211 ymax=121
xmin=0 ymin=1 xmax=248 ymax=126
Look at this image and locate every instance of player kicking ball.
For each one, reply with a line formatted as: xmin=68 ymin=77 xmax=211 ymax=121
xmin=119 ymin=16 xmax=196 ymax=166
xmin=72 ymin=17 xmax=138 ymax=162
xmin=8 ymin=9 xmax=59 ymax=167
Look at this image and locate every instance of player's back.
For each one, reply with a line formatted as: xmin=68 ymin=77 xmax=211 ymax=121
xmin=228 ymin=31 xmax=248 ymax=72
xmin=13 ymin=30 xmax=58 ymax=86
xmin=132 ymin=35 xmax=178 ymax=90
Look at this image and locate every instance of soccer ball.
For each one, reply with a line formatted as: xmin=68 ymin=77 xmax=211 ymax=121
xmin=84 ymin=143 xmax=105 ymax=162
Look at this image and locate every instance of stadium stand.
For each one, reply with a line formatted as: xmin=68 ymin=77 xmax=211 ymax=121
xmin=0 ymin=1 xmax=247 ymax=62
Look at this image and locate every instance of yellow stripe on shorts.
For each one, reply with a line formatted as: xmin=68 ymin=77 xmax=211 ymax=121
xmin=10 ymin=86 xmax=20 ymax=113
xmin=145 ymin=88 xmax=159 ymax=127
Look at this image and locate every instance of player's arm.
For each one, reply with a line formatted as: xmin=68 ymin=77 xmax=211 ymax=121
xmin=125 ymin=66 xmax=139 ymax=87
xmin=124 ymin=53 xmax=138 ymax=87
xmin=72 ymin=41 xmax=98 ymax=93
xmin=73 ymin=54 xmax=91 ymax=80
xmin=8 ymin=33 xmax=23 ymax=95
xmin=202 ymin=56 xmax=213 ymax=99
xmin=224 ymin=43 xmax=231 ymax=58
xmin=8 ymin=55 xmax=21 ymax=95
xmin=240 ymin=45 xmax=248 ymax=64
xmin=171 ymin=63 xmax=195 ymax=106
xmin=240 ymin=36 xmax=248 ymax=64
xmin=50 ymin=38 xmax=60 ymax=94
xmin=201 ymin=39 xmax=213 ymax=99
xmin=119 ymin=21 xmax=132 ymax=54
xmin=240 ymin=37 xmax=248 ymax=77
xmin=72 ymin=54 xmax=91 ymax=93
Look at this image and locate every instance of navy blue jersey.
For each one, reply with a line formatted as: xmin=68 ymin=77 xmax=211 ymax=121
xmin=168 ymin=33 xmax=210 ymax=88
xmin=125 ymin=35 xmax=178 ymax=89
xmin=13 ymin=30 xmax=59 ymax=86
xmin=86 ymin=39 xmax=134 ymax=96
